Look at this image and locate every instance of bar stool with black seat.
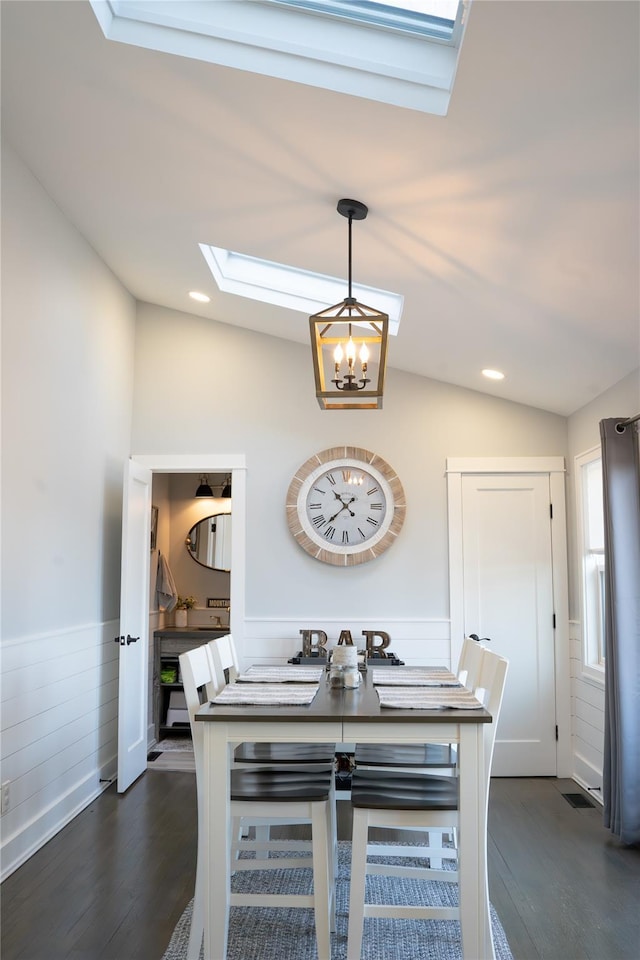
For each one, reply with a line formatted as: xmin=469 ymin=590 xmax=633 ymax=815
xmin=351 ymin=637 xmax=487 ymax=868
xmin=346 ymin=646 xmax=508 ymax=960
xmin=208 ymin=634 xmax=338 ymax=768
xmin=180 ymin=644 xmax=335 ymax=960
xmin=207 ymin=634 xmax=339 ymax=866
xmin=353 ymin=635 xmax=485 ymax=775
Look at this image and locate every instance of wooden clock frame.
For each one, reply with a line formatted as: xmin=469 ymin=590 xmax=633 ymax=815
xmin=286 ymin=446 xmax=406 ymax=566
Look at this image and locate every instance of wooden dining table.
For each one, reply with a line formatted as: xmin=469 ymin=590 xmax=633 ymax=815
xmin=194 ymin=665 xmax=494 ymax=960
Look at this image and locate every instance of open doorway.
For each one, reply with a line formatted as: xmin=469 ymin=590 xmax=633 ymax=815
xmin=117 ymin=455 xmax=246 ymax=791
xmin=148 ymin=472 xmax=230 ymax=769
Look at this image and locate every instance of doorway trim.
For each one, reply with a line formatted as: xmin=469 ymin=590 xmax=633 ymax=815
xmin=132 ymin=454 xmax=246 ymax=647
xmin=446 ymin=456 xmax=570 ymax=778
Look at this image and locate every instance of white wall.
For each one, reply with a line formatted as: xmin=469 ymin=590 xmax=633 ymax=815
xmin=132 ymin=301 xmax=568 ymax=666
xmin=567 ymin=369 xmax=640 ymax=796
xmin=0 ymin=145 xmax=136 ymax=878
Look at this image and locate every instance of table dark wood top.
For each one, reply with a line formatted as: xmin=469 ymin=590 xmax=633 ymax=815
xmin=195 ymin=669 xmax=492 ymax=725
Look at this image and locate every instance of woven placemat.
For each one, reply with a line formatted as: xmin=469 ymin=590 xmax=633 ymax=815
xmin=211 ymin=683 xmax=319 ymax=706
xmin=371 ymin=667 xmax=461 ymax=687
xmin=376 ymin=686 xmax=483 ymax=710
xmin=239 ymin=665 xmax=324 ymax=683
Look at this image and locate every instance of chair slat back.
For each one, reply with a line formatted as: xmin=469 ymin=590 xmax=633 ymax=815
xmin=179 ymin=646 xmax=217 ymax=720
xmin=208 ymin=633 xmax=239 ymax=687
xmin=472 ymin=647 xmax=509 ymax=782
xmin=457 ymin=636 xmax=485 ymax=690
xmin=178 ymin=646 xmax=215 ymax=817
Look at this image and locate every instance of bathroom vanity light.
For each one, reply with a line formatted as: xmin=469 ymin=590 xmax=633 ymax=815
xmin=195 ymin=474 xmax=232 ymax=498
xmin=195 ymin=475 xmax=214 ymax=498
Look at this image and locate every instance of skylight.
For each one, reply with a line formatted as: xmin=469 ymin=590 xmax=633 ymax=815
xmin=90 ymin=0 xmax=471 ymax=115
xmin=200 ymin=244 xmax=403 ymax=335
xmin=273 ymin=1 xmax=463 ymax=42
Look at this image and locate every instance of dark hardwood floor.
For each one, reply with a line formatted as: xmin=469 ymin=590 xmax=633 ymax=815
xmin=1 ymin=770 xmax=638 ymax=959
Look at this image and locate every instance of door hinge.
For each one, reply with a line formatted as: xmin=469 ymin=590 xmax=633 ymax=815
xmin=555 ymin=725 xmax=559 ymax=741
xmin=553 ymin=613 xmax=556 ymax=629
xmin=550 ymin=503 xmax=553 ymax=519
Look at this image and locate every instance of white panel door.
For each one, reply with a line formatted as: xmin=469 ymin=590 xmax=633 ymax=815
xmin=117 ymin=459 xmax=152 ymax=792
xmin=461 ymin=474 xmax=557 ymax=776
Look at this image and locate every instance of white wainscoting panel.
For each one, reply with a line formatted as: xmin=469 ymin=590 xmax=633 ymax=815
xmin=241 ymin=619 xmax=451 ymax=671
xmin=0 ymin=620 xmax=119 ymax=880
xmin=569 ymin=621 xmax=605 ymax=801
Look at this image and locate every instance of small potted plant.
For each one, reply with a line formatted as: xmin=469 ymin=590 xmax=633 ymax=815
xmin=174 ymin=595 xmax=196 ymax=628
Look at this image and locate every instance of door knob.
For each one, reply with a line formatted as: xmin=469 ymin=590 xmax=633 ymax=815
xmin=468 ymin=633 xmax=491 ymax=643
xmin=126 ymin=635 xmax=140 ymax=645
xmin=114 ymin=635 xmax=125 ymax=645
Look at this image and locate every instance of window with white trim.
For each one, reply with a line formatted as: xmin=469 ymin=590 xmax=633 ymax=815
xmin=575 ymin=447 xmax=606 ymax=680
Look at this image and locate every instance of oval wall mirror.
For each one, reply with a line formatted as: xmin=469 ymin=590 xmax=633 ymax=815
xmin=185 ymin=513 xmax=232 ymax=571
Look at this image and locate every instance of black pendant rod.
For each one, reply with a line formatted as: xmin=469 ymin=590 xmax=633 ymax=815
xmin=337 ymin=198 xmax=368 ymax=306
xmin=347 ymin=211 xmax=353 ymax=300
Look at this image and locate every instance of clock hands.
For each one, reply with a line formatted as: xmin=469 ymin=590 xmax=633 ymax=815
xmin=328 ymin=496 xmax=356 ymax=523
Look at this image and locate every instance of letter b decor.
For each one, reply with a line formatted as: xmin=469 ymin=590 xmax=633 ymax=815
xmin=300 ymin=629 xmax=328 ymax=657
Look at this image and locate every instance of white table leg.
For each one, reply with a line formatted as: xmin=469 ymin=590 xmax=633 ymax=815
xmin=458 ymin=723 xmax=494 ymax=960
xmin=203 ymin=722 xmax=232 ymax=960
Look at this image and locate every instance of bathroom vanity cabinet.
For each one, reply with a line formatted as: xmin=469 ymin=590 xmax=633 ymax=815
xmin=153 ymin=628 xmax=226 ymax=741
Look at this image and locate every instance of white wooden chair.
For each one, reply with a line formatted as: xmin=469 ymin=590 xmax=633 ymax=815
xmin=207 ymin=634 xmax=339 ymax=866
xmin=351 ymin=637 xmax=487 ymax=866
xmin=180 ymin=644 xmax=335 ymax=960
xmin=346 ymin=646 xmax=508 ymax=960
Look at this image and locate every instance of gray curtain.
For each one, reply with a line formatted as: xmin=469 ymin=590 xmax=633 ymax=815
xmin=600 ymin=417 xmax=640 ymax=845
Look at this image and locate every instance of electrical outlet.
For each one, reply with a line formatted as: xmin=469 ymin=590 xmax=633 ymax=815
xmin=1 ymin=781 xmax=10 ymax=815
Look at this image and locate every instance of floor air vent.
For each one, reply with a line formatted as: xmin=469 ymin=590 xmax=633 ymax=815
xmin=562 ymin=792 xmax=595 ymax=808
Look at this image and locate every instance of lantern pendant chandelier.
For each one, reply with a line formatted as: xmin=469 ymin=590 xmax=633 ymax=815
xmin=310 ymin=199 xmax=389 ymax=410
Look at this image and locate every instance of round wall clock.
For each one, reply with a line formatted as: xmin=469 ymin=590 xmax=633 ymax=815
xmin=286 ymin=446 xmax=406 ymax=566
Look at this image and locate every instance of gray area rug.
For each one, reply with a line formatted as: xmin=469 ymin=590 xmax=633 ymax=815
xmin=148 ymin=738 xmax=196 ymax=772
xmin=162 ymin=842 xmax=513 ymax=960
xmin=156 ymin=737 xmax=194 ymax=751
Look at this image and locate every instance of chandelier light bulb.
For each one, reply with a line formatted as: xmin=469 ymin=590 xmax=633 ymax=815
xmin=346 ymin=335 xmax=356 ymax=367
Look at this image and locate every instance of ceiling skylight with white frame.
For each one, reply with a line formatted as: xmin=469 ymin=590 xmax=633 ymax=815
xmin=272 ymin=1 xmax=463 ymax=42
xmin=199 ymin=243 xmax=403 ymax=335
xmin=90 ymin=0 xmax=471 ymax=114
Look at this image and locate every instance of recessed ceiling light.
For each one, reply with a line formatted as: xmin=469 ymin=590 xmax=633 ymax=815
xmin=482 ymin=368 xmax=505 ymax=381
xmin=189 ymin=291 xmax=210 ymax=303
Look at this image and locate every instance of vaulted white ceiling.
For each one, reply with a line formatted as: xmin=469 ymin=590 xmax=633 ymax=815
xmin=2 ymin=0 xmax=638 ymax=415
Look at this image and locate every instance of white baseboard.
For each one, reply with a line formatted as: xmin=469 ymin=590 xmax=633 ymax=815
xmin=572 ymin=752 xmax=603 ymax=804
xmin=0 ymin=767 xmax=112 ymax=882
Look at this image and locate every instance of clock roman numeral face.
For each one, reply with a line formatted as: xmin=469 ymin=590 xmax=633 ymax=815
xmin=305 ymin=467 xmax=387 ymax=545
xmin=287 ymin=448 xmax=405 ymax=566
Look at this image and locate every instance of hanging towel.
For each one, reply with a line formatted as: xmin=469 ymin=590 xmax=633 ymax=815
xmin=156 ymin=552 xmax=178 ymax=612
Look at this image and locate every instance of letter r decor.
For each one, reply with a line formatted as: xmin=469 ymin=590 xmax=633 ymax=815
xmin=362 ymin=630 xmax=391 ymax=657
